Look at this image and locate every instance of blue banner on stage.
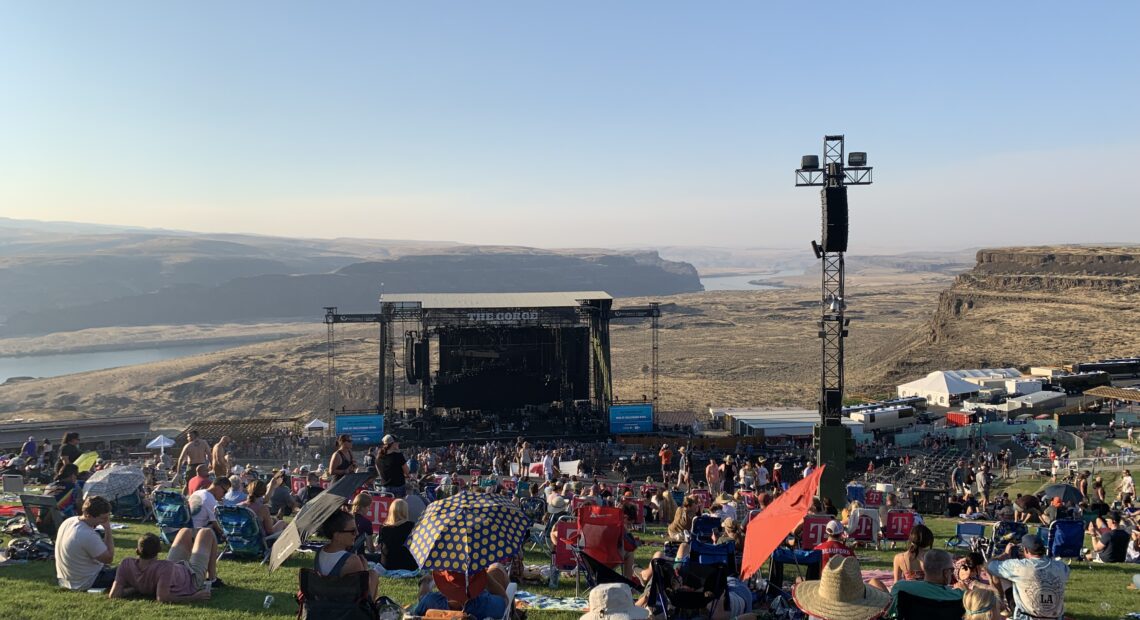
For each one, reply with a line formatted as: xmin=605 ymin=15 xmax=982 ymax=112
xmin=610 ymin=404 xmax=654 ymax=434
xmin=335 ymin=414 xmax=385 ymax=446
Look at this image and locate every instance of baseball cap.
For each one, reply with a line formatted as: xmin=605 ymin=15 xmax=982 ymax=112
xmin=1020 ymin=534 xmax=1045 ymax=555
xmin=382 ymin=434 xmax=396 ymax=445
xmin=825 ymin=520 xmax=845 ymax=536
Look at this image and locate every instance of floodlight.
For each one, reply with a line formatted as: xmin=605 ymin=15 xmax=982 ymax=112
xmin=848 ymin=152 xmax=867 ymax=167
xmin=801 ymin=155 xmax=820 ymax=170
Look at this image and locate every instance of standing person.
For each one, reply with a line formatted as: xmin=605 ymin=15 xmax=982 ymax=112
xmin=21 ymin=436 xmax=37 ymax=461
xmin=541 ymin=450 xmax=556 ymax=482
xmin=177 ymin=431 xmax=211 ymax=490
xmin=1119 ymin=469 xmax=1135 ymax=504
xmin=986 ymin=534 xmax=1068 ymax=620
xmin=328 ymin=434 xmax=357 ymax=482
xmin=55 ymin=496 xmax=117 ymax=591
xmin=41 ymin=438 xmax=55 ymax=470
xmin=59 ymin=432 xmax=81 ymax=471
xmin=755 ymin=458 xmax=770 ymax=491
xmin=377 ymin=434 xmax=410 ymax=498
xmin=211 ymin=436 xmax=231 ymax=480
xmin=802 ymin=460 xmax=815 ymax=480
xmin=705 ymin=458 xmax=722 ymax=494
xmin=772 ymin=462 xmax=784 ymax=490
xmin=949 ymin=459 xmax=968 ymax=496
xmin=658 ymin=444 xmax=673 ymax=484
xmin=676 ymin=446 xmax=691 ymax=489
xmin=720 ymin=455 xmax=736 ymax=494
xmin=362 ymin=446 xmax=377 ymax=472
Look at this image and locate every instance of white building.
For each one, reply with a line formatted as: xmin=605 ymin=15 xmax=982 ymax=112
xmin=896 ymin=371 xmax=981 ymax=407
xmin=1005 ymin=378 xmax=1042 ymax=396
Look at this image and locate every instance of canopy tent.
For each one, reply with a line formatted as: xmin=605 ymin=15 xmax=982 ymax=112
xmin=303 ymin=419 xmax=329 ymax=431
xmin=896 ymin=371 xmax=980 ymax=406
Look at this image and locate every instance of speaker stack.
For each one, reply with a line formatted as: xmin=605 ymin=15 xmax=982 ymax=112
xmin=821 ymin=186 xmax=849 ymax=253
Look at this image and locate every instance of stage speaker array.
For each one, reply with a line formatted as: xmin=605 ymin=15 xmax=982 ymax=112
xmin=821 ymin=186 xmax=849 ymax=253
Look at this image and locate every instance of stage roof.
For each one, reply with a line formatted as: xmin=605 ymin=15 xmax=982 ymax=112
xmin=381 ymin=291 xmax=612 ymax=309
xmin=1085 ymin=386 xmax=1140 ymax=403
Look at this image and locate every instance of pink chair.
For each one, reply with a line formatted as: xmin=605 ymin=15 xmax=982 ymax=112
xmin=799 ymin=514 xmax=831 ymax=550
xmin=884 ymin=510 xmax=917 ymax=548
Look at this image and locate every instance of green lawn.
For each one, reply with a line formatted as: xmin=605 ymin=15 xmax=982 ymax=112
xmin=0 ymin=514 xmax=1136 ymax=619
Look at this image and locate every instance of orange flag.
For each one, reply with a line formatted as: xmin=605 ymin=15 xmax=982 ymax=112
xmin=739 ymin=464 xmax=825 ymax=579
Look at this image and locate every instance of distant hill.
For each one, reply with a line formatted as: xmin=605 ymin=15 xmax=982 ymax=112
xmin=0 ymin=219 xmax=701 ymax=334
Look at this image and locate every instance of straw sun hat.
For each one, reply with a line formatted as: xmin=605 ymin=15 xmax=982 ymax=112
xmin=580 ymin=584 xmax=649 ymax=620
xmin=792 ymin=556 xmax=890 ymax=620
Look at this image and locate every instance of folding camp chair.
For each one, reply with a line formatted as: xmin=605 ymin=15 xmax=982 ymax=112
xmin=670 ymin=489 xmax=685 ymax=507
xmin=651 ymin=557 xmax=731 ymax=620
xmin=946 ymin=521 xmax=989 ymax=550
xmin=690 ymin=489 xmax=712 ymax=509
xmin=1046 ymin=519 xmax=1084 ymax=563
xmin=768 ymin=547 xmax=821 ymax=587
xmin=883 ymin=509 xmax=918 ymax=549
xmin=627 ymin=498 xmax=647 ymax=532
xmin=111 ymin=488 xmax=152 ymax=521
xmin=501 ymin=583 xmax=518 ymax=620
xmin=690 ymin=514 xmax=722 ymax=543
xmin=799 ymin=514 xmax=831 ymax=550
xmin=18 ymin=494 xmax=65 ymax=541
xmin=685 ymin=540 xmax=736 ymax=574
xmin=737 ymin=490 xmax=758 ymax=510
xmin=990 ymin=521 xmax=1029 ymax=557
xmin=296 ymin=567 xmax=379 ymax=619
xmin=216 ymin=505 xmax=280 ymax=563
xmin=551 ymin=516 xmax=581 ymax=594
xmin=577 ymin=547 xmax=644 ymax=593
xmin=153 ymin=490 xmax=192 ymax=544
xmin=896 ymin=590 xmax=965 ymax=620
xmin=846 ymin=508 xmax=881 ymax=549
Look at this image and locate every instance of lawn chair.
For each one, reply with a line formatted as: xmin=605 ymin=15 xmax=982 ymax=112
xmin=648 ymin=557 xmax=731 ymax=620
xmin=991 ymin=520 xmax=1029 ymax=557
xmin=216 ymin=505 xmax=279 ymax=563
xmin=946 ymin=522 xmax=989 ymax=550
xmin=691 ymin=514 xmax=722 ymax=543
xmin=690 ymin=489 xmax=712 ymax=509
xmin=686 ymin=539 xmax=736 ymax=574
xmin=153 ymin=490 xmax=191 ymax=544
xmin=846 ymin=508 xmax=881 ymax=549
xmin=296 ymin=567 xmax=379 ymax=619
xmin=738 ymin=490 xmax=758 ymax=510
xmin=883 ymin=509 xmax=918 ymax=549
xmin=18 ymin=494 xmax=65 ymax=541
xmin=551 ymin=516 xmax=581 ymax=594
xmin=1046 ymin=519 xmax=1084 ymax=563
xmin=896 ymin=590 xmax=965 ymax=620
xmin=577 ymin=547 xmax=643 ymax=593
xmin=626 ymin=498 xmax=647 ymax=532
xmin=111 ymin=487 xmax=152 ymax=521
xmin=799 ymin=514 xmax=831 ymax=550
xmin=501 ymin=583 xmax=518 ymax=620
xmin=670 ymin=489 xmax=685 ymax=507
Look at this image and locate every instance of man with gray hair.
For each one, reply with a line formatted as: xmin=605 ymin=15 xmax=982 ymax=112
xmin=985 ymin=534 xmax=1068 ymax=620
xmin=888 ymin=549 xmax=964 ymax=615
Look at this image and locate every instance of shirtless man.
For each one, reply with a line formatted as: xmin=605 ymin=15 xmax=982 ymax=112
xmin=211 ymin=436 xmax=231 ymax=480
xmin=177 ymin=431 xmax=211 ymax=493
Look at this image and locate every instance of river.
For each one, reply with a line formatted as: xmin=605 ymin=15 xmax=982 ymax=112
xmin=699 ymin=269 xmax=803 ymax=291
xmin=0 ymin=343 xmax=238 ymax=384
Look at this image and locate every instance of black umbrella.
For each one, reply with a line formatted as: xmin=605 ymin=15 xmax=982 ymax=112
xmin=1041 ymin=483 xmax=1082 ymax=505
xmin=269 ymin=472 xmax=373 ymax=572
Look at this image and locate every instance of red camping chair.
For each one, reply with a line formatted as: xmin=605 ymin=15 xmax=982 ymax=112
xmin=625 ymin=498 xmax=647 ymax=532
xmin=551 ymin=516 xmax=581 ymax=594
xmin=738 ymin=491 xmax=759 ymax=510
xmin=799 ymin=514 xmax=831 ymax=550
xmin=863 ymin=489 xmax=884 ymax=508
xmin=884 ymin=510 xmax=917 ymax=548
xmin=576 ymin=504 xmax=625 ymax=568
xmin=848 ymin=508 xmax=881 ymax=549
xmin=570 ymin=495 xmax=595 ymax=513
xmin=639 ymin=485 xmax=657 ymax=498
xmin=690 ymin=489 xmax=712 ymax=509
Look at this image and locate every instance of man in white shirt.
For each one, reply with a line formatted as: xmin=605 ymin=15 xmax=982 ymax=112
xmin=55 ymin=496 xmax=117 ymax=590
xmin=541 ymin=451 xmax=556 ymax=482
xmin=755 ymin=461 xmax=770 ymax=490
xmin=188 ymin=476 xmax=230 ymax=540
xmin=1120 ymin=469 xmax=1135 ymax=503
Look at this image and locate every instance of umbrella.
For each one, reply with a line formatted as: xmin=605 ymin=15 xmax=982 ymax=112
xmin=74 ymin=451 xmax=100 ymax=472
xmin=83 ymin=465 xmax=145 ymax=501
xmin=740 ymin=465 xmax=825 ymax=579
xmin=1041 ymin=483 xmax=1082 ymax=504
xmin=146 ymin=435 xmax=176 ymax=455
xmin=408 ymin=490 xmax=530 ymax=573
xmin=269 ymin=471 xmax=373 ymax=572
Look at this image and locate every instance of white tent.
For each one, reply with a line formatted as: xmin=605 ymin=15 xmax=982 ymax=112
xmin=304 ymin=419 xmax=329 ymax=432
xmin=896 ymin=371 xmax=980 ymax=406
xmin=146 ymin=434 xmax=176 ymax=455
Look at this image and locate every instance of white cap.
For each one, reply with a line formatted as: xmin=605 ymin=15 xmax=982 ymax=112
xmin=382 ymin=434 xmax=396 ymax=445
xmin=825 ymin=520 xmax=845 ymax=536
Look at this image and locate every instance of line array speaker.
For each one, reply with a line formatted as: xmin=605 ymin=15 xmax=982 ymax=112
xmin=821 ymin=186 xmax=849 ymax=253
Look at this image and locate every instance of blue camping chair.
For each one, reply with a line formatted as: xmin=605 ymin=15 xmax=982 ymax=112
xmin=686 ymin=540 xmax=736 ymax=574
xmin=216 ymin=505 xmax=278 ymax=563
xmin=1046 ymin=519 xmax=1084 ymax=562
xmin=691 ymin=515 xmax=722 ymax=543
xmin=111 ymin=488 xmax=151 ymax=521
xmin=153 ymin=490 xmax=191 ymax=544
xmin=670 ymin=490 xmax=685 ymax=507
xmin=946 ymin=522 xmax=988 ymax=550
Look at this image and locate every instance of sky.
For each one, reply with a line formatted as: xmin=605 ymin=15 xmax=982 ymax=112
xmin=1 ymin=3 xmax=1138 ymax=250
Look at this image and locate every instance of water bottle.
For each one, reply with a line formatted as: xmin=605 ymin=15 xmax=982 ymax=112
xmin=264 ymin=595 xmax=275 ymax=609
xmin=548 ymin=567 xmax=560 ymax=589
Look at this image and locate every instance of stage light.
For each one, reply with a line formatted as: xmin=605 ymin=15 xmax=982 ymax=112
xmin=848 ymin=152 xmax=867 ymax=167
xmin=801 ymin=155 xmax=820 ymax=170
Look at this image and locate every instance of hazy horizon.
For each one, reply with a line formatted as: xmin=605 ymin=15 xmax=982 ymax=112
xmin=2 ymin=3 xmax=1137 ymax=251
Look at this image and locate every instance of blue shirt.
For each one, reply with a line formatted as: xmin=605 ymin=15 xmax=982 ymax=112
xmin=412 ymin=592 xmax=507 ymax=619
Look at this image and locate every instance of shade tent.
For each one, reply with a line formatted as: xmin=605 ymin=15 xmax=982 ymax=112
xmin=304 ymin=419 xmax=329 ymax=431
xmin=146 ymin=435 xmax=176 ymax=455
xmin=896 ymin=371 xmax=980 ymax=406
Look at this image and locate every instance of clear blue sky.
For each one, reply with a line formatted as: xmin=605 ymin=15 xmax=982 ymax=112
xmin=2 ymin=3 xmax=1137 ymax=249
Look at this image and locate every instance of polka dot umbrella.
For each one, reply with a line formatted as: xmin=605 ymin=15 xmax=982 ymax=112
xmin=408 ymin=490 xmax=530 ymax=574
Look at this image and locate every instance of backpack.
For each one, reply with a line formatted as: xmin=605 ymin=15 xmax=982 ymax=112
xmin=296 ymin=568 xmax=378 ymax=620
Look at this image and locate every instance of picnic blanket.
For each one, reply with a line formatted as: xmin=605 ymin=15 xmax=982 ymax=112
xmin=515 ymin=590 xmax=589 ymax=612
xmin=861 ymin=569 xmax=894 ymax=591
xmin=367 ymin=562 xmax=421 ymax=579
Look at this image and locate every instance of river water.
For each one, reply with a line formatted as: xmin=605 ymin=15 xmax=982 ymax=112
xmin=0 ymin=343 xmax=237 ymax=384
xmin=699 ymin=269 xmax=802 ymax=291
